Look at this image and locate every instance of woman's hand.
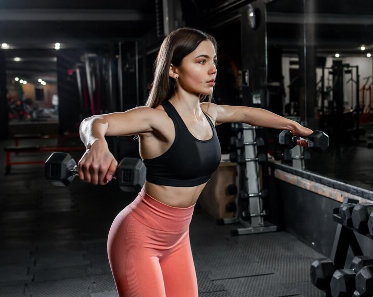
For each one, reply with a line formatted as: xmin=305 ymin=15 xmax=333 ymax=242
xmin=289 ymin=122 xmax=314 ymax=138
xmin=78 ymin=140 xmax=118 ymax=185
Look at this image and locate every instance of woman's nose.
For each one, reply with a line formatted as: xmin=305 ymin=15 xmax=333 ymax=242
xmin=209 ymin=62 xmax=217 ymax=74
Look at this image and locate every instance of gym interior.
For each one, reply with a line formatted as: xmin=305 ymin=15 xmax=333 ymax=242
xmin=1 ymin=0 xmax=373 ymax=296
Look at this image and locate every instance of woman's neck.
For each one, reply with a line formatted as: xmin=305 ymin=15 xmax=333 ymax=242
xmin=170 ymin=89 xmax=202 ymax=119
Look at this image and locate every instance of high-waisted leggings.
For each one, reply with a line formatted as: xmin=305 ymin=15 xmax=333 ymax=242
xmin=107 ymin=188 xmax=198 ymax=297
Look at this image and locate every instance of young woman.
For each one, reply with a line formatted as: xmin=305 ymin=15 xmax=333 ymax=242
xmin=78 ymin=27 xmax=312 ymax=297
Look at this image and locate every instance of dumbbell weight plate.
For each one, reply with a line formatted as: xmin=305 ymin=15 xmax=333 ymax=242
xmin=45 ymin=152 xmax=77 ymax=186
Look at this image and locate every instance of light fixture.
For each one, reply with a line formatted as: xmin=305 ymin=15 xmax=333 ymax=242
xmin=14 ymin=57 xmax=21 ymax=62
xmin=38 ymin=78 xmax=42 ymax=82
xmin=19 ymin=79 xmax=24 ymax=83
xmin=41 ymin=81 xmax=47 ymax=86
xmin=361 ymin=45 xmax=366 ymax=51
xmin=367 ymin=53 xmax=372 ymax=58
xmin=1 ymin=43 xmax=9 ymax=49
xmin=335 ymin=53 xmax=340 ymax=58
xmin=15 ymin=77 xmax=19 ymax=81
xmin=23 ymin=81 xmax=27 ymax=84
xmin=54 ymin=42 xmax=61 ymax=50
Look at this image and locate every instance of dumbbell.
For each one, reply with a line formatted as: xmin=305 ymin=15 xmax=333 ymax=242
xmin=369 ymin=212 xmax=373 ymax=236
xmin=230 ymin=136 xmax=265 ymax=148
xmin=282 ymin=148 xmax=311 ymax=161
xmin=339 ymin=202 xmax=357 ymax=227
xmin=310 ymin=258 xmax=335 ymax=292
xmin=45 ymin=152 xmax=146 ymax=192
xmin=352 ymin=203 xmax=373 ymax=234
xmin=330 ymin=256 xmax=373 ymax=297
xmin=330 ymin=269 xmax=355 ymax=297
xmin=229 ymin=152 xmax=267 ymax=163
xmin=279 ymin=130 xmax=329 ymax=152
xmin=238 ymin=189 xmax=268 ymax=200
xmin=354 ymin=265 xmax=373 ymax=296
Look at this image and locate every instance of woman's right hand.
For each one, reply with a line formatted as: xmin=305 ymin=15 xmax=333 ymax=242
xmin=78 ymin=140 xmax=118 ymax=185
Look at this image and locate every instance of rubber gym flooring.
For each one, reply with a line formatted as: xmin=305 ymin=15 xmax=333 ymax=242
xmin=0 ymin=135 xmax=330 ymax=297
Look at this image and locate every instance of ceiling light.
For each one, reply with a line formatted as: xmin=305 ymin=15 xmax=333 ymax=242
xmin=23 ymin=81 xmax=27 ymax=84
xmin=19 ymin=79 xmax=24 ymax=83
xmin=41 ymin=81 xmax=47 ymax=86
xmin=367 ymin=53 xmax=372 ymax=58
xmin=54 ymin=42 xmax=61 ymax=50
xmin=38 ymin=78 xmax=42 ymax=82
xmin=15 ymin=77 xmax=19 ymax=81
xmin=1 ymin=43 xmax=9 ymax=49
xmin=14 ymin=57 xmax=21 ymax=62
xmin=335 ymin=53 xmax=340 ymax=58
xmin=361 ymin=45 xmax=366 ymax=51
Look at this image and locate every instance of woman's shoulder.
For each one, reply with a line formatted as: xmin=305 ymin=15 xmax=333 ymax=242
xmin=200 ymin=101 xmax=218 ymax=123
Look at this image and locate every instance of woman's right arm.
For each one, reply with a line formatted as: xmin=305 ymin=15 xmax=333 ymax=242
xmin=78 ymin=106 xmax=158 ymax=185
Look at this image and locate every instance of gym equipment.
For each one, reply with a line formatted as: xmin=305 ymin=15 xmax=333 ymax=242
xmin=218 ymin=123 xmax=277 ymax=235
xmin=352 ymin=203 xmax=373 ymax=234
xmin=339 ymin=202 xmax=356 ymax=227
xmin=330 ymin=254 xmax=373 ymax=297
xmin=4 ymin=145 xmax=85 ymax=174
xmin=368 ymin=212 xmax=373 ymax=236
xmin=351 ymin=256 xmax=373 ymax=273
xmin=330 ymin=269 xmax=355 ymax=297
xmin=327 ymin=256 xmax=373 ymax=296
xmin=355 ymin=265 xmax=373 ymax=296
xmin=229 ymin=151 xmax=267 ymax=163
xmin=310 ymin=258 xmax=335 ymax=291
xmin=44 ymin=152 xmax=146 ymax=192
xmin=279 ymin=130 xmax=329 ymax=152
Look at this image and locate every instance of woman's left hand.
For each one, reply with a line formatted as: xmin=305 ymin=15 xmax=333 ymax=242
xmin=289 ymin=122 xmax=313 ymax=138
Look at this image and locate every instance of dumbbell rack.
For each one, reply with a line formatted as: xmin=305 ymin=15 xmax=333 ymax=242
xmin=221 ymin=123 xmax=277 ymax=235
xmin=283 ymin=146 xmax=310 ymax=170
xmin=330 ymin=199 xmax=363 ymax=270
xmin=330 ymin=198 xmax=371 ymax=273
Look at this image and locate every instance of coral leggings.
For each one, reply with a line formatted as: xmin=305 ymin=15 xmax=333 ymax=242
xmin=107 ymin=188 xmax=198 ymax=297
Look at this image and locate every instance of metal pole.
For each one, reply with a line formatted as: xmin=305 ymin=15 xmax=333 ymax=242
xmin=118 ymin=41 xmax=124 ymax=111
xmin=135 ymin=40 xmax=139 ymax=106
xmin=355 ymin=65 xmax=360 ymax=143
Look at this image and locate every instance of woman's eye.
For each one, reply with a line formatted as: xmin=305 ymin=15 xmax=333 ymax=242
xmin=198 ymin=60 xmax=206 ymax=64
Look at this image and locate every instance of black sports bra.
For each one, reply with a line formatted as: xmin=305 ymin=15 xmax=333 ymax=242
xmin=142 ymin=100 xmax=221 ymax=187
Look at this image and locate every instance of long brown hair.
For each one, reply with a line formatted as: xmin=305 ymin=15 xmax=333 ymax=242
xmin=145 ymin=27 xmax=217 ymax=108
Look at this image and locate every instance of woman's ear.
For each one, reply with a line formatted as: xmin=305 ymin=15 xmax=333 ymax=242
xmin=169 ymin=64 xmax=179 ymax=79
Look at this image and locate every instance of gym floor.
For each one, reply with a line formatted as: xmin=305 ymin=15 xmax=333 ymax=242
xmin=0 ymin=136 xmax=324 ymax=297
xmin=2 ymin=128 xmax=372 ymax=297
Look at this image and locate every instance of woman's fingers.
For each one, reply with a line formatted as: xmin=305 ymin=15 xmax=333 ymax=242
xmin=104 ymin=159 xmax=118 ymax=184
xmin=90 ymin=164 xmax=100 ymax=185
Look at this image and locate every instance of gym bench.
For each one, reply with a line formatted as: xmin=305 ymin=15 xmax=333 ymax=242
xmin=4 ymin=145 xmax=85 ymax=174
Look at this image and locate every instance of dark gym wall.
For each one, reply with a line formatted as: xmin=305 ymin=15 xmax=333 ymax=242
xmin=0 ymin=51 xmax=8 ymax=139
xmin=57 ymin=49 xmax=84 ymax=134
xmin=240 ymin=0 xmax=267 ymax=108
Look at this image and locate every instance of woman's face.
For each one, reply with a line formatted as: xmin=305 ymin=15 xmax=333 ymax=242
xmin=174 ymin=40 xmax=217 ymax=96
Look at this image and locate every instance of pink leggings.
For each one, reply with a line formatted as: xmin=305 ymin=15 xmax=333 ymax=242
xmin=107 ymin=188 xmax=198 ymax=297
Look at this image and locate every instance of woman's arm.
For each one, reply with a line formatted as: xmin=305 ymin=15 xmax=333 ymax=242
xmin=202 ymin=103 xmax=313 ymax=136
xmin=78 ymin=106 xmax=160 ymax=185
xmin=79 ymin=106 xmax=157 ymax=148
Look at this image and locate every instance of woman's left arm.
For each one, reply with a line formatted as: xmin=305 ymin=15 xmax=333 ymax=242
xmin=202 ymin=103 xmax=313 ymax=137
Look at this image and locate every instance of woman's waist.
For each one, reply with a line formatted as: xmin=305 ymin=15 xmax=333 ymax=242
xmin=127 ymin=186 xmax=197 ymax=232
xmin=144 ymin=182 xmax=205 ymax=208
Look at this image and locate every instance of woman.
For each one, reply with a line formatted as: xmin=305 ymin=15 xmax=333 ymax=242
xmin=78 ymin=27 xmax=312 ymax=297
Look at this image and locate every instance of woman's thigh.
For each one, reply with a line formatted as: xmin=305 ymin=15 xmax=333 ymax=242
xmin=160 ymin=234 xmax=198 ymax=297
xmin=107 ymin=212 xmax=167 ymax=297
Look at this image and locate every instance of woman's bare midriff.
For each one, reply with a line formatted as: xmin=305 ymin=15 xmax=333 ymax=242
xmin=143 ymin=181 xmax=207 ymax=208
